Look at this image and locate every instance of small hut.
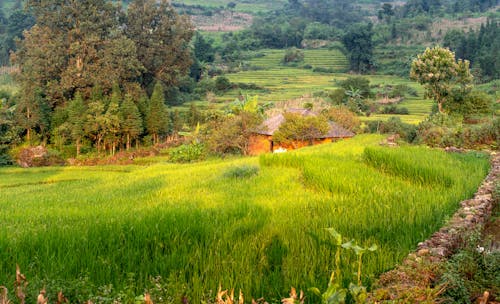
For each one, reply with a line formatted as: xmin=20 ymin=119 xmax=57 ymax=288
xmin=249 ymin=109 xmax=355 ymax=155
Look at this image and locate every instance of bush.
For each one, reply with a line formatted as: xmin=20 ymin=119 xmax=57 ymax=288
xmin=366 ymin=117 xmax=417 ymax=142
xmin=312 ymin=67 xmax=336 ymax=73
xmin=381 ymin=105 xmax=409 ymax=115
xmin=339 ymin=76 xmax=372 ymax=99
xmin=322 ymin=106 xmax=360 ymax=132
xmin=167 ymin=143 xmax=206 ymax=163
xmin=389 ymin=84 xmax=418 ymax=98
xmin=215 ymin=76 xmax=232 ymax=93
xmin=415 ymin=114 xmax=499 ymax=149
xmin=328 ymin=88 xmax=347 ymax=105
xmin=223 ymin=165 xmax=259 ymax=179
xmin=439 ymin=232 xmax=500 ymax=303
xmin=282 ymin=48 xmax=304 ymax=65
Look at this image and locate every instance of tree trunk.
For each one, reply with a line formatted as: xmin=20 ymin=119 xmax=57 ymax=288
xmin=76 ymin=137 xmax=81 ymax=157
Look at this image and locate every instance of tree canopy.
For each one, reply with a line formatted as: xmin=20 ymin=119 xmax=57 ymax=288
xmin=410 ymin=47 xmax=472 ymax=113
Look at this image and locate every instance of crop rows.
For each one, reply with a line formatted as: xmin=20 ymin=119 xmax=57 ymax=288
xmin=0 ymin=135 xmax=489 ymax=302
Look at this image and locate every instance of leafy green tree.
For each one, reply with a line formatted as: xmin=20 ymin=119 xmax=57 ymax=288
xmin=103 ymin=92 xmax=121 ymax=155
xmin=120 ymin=94 xmax=143 ymax=150
xmin=14 ymin=85 xmax=50 ymax=144
xmin=193 ymin=33 xmax=215 ymax=63
xmin=126 ymin=0 xmax=194 ymax=88
xmin=410 ymin=46 xmax=472 ymax=113
xmin=273 ymin=113 xmax=329 ymax=147
xmin=343 ymin=23 xmax=374 ymax=73
xmin=84 ymin=90 xmax=107 ymax=155
xmin=146 ymin=82 xmax=168 ymax=145
xmin=205 ymin=111 xmax=262 ymax=155
xmin=66 ymin=93 xmax=87 ymax=156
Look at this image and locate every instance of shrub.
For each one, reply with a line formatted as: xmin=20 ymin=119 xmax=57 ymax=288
xmin=167 ymin=143 xmax=206 ymax=163
xmin=439 ymin=231 xmax=500 ymax=303
xmin=223 ymin=165 xmax=259 ymax=179
xmin=282 ymin=48 xmax=304 ymax=65
xmin=328 ymin=88 xmax=347 ymax=105
xmin=312 ymin=67 xmax=336 ymax=73
xmin=389 ymin=84 xmax=418 ymax=98
xmin=366 ymin=117 xmax=417 ymax=142
xmin=339 ymin=76 xmax=372 ymax=99
xmin=381 ymin=105 xmax=409 ymax=115
xmin=215 ymin=76 xmax=232 ymax=93
xmin=322 ymin=106 xmax=360 ymax=132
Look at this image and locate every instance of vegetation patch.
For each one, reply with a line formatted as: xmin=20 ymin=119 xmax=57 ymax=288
xmin=223 ymin=164 xmax=259 ymax=179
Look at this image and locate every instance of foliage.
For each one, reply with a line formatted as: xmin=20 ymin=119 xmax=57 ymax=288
xmin=205 ymin=111 xmax=262 ymax=155
xmin=366 ymin=117 xmax=417 ymax=142
xmin=322 ymin=106 xmax=360 ymax=132
xmin=380 ymin=105 xmax=409 ymax=115
xmin=167 ymin=143 xmax=206 ymax=163
xmin=0 ymin=9 xmax=35 ymax=66
xmin=416 ymin=114 xmax=500 ymax=149
xmin=410 ymin=47 xmax=473 ymax=113
xmin=223 ymin=165 xmax=259 ymax=179
xmin=444 ymin=89 xmax=493 ymax=118
xmin=439 ymin=231 xmax=500 ymax=303
xmin=443 ymin=20 xmax=499 ymax=82
xmin=343 ymin=23 xmax=374 ymax=73
xmin=282 ymin=48 xmax=305 ymax=65
xmin=0 ymin=135 xmax=489 ymax=301
xmin=125 ymin=0 xmax=194 ymax=88
xmin=146 ymin=82 xmax=168 ymax=145
xmin=272 ymin=113 xmax=329 ymax=146
xmin=215 ymin=76 xmax=233 ymax=93
xmin=339 ymin=77 xmax=372 ymax=99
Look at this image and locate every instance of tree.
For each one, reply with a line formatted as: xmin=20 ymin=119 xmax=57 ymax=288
xmin=410 ymin=47 xmax=472 ymax=113
xmin=120 ymin=94 xmax=143 ymax=150
xmin=146 ymin=82 xmax=168 ymax=145
xmin=273 ymin=113 xmax=329 ymax=147
xmin=103 ymin=86 xmax=122 ymax=155
xmin=126 ymin=0 xmax=194 ymax=89
xmin=322 ymin=106 xmax=360 ymax=132
xmin=14 ymin=85 xmax=50 ymax=144
xmin=205 ymin=111 xmax=262 ymax=155
xmin=66 ymin=93 xmax=86 ymax=156
xmin=193 ymin=33 xmax=215 ymax=63
xmin=343 ymin=23 xmax=374 ymax=73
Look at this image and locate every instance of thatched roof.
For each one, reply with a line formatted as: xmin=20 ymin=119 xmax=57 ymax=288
xmin=257 ymin=109 xmax=355 ymax=138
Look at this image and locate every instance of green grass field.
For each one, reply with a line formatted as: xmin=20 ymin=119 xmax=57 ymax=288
xmin=0 ymin=135 xmax=490 ymax=302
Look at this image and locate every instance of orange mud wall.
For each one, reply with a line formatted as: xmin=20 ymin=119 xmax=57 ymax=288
xmin=249 ymin=135 xmax=273 ymax=155
xmin=249 ymin=135 xmax=351 ymax=155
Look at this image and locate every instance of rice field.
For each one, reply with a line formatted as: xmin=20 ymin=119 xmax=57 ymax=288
xmin=0 ymin=135 xmax=490 ymax=302
xmin=198 ymin=49 xmax=434 ymax=124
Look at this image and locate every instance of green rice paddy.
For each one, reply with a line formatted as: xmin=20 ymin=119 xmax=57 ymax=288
xmin=0 ymin=135 xmax=490 ymax=302
xmin=202 ymin=49 xmax=434 ymax=124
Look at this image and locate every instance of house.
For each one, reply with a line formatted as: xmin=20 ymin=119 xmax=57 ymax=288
xmin=248 ymin=109 xmax=355 ymax=155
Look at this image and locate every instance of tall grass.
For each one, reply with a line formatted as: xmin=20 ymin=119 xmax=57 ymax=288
xmin=0 ymin=135 xmax=490 ymax=302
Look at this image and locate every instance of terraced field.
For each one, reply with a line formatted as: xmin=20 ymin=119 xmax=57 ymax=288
xmin=248 ymin=49 xmax=349 ymax=71
xmin=204 ymin=49 xmax=433 ymax=124
xmin=0 ymin=135 xmax=490 ymax=302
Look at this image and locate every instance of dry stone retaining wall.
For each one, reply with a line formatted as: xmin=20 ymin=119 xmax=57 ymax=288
xmin=369 ymin=152 xmax=499 ymax=302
